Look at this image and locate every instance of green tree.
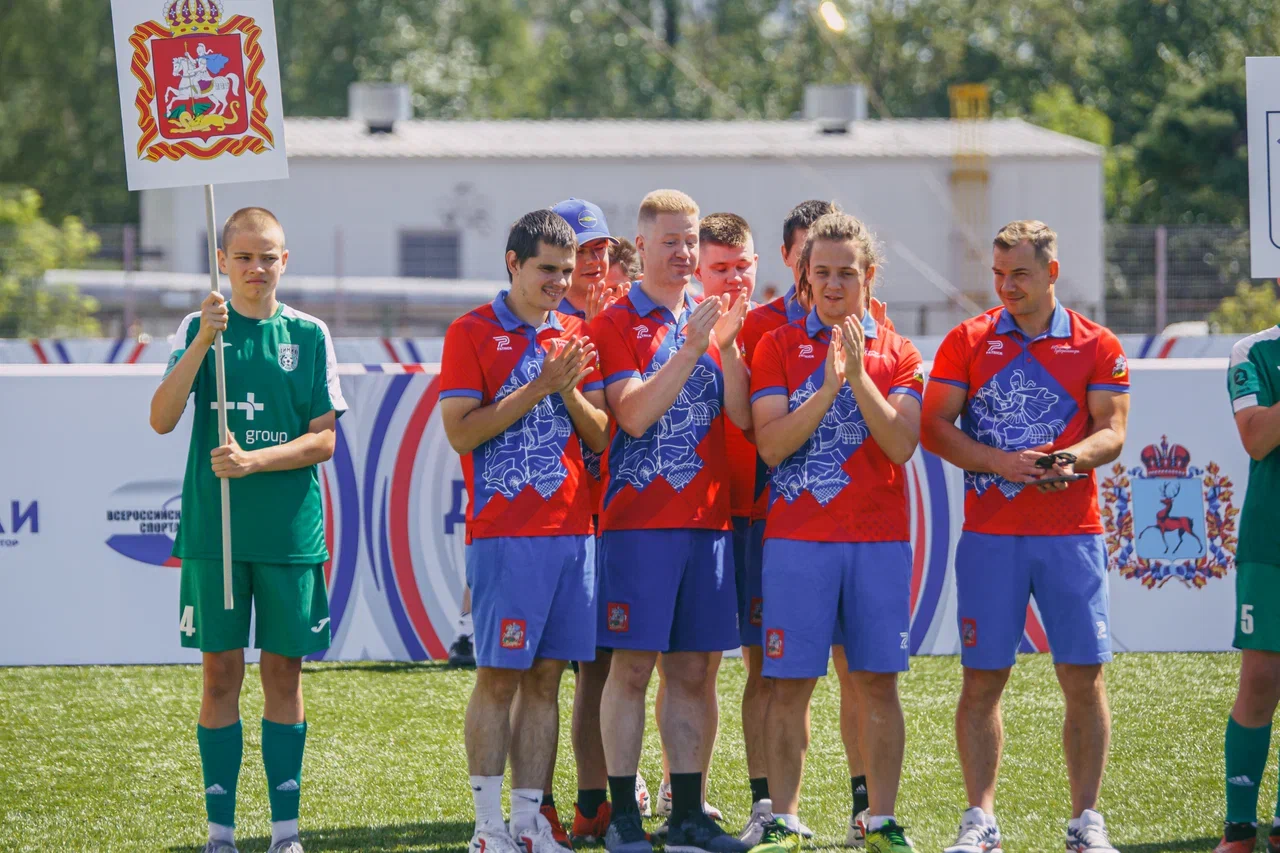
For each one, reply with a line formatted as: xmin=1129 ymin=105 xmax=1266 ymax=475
xmin=0 ymin=187 xmax=102 ymax=337
xmin=1210 ymin=281 xmax=1280 ymax=334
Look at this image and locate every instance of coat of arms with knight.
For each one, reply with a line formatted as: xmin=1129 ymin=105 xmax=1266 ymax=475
xmin=127 ymin=0 xmax=275 ymax=162
xmin=1099 ymin=435 xmax=1238 ymax=589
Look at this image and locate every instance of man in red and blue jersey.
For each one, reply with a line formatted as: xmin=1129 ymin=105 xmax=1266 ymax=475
xmin=440 ymin=210 xmax=610 ymax=853
xmin=922 ymin=220 xmax=1130 ymax=853
xmin=748 ymin=212 xmax=923 ymax=853
xmin=590 ymin=189 xmax=752 ymax=853
xmin=739 ymin=200 xmax=877 ymax=846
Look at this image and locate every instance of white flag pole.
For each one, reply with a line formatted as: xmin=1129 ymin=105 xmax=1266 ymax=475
xmin=203 ymin=184 xmax=234 ymax=610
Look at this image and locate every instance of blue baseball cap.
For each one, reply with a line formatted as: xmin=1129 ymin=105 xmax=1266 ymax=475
xmin=551 ymin=198 xmax=617 ymax=245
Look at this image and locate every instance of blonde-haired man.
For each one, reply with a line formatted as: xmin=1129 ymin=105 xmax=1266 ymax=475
xmin=590 ymin=190 xmax=752 ymax=853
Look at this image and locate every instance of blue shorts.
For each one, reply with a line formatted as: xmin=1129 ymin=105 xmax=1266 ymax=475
xmin=954 ymin=532 xmax=1111 ymax=669
xmin=735 ymin=518 xmax=764 ymax=647
xmin=761 ymin=539 xmax=911 ymax=678
xmin=598 ymin=528 xmax=739 ymax=653
xmin=466 ymin=535 xmax=597 ymax=669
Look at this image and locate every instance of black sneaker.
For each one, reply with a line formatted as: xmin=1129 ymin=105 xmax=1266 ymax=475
xmin=448 ymin=634 xmax=476 ymax=668
xmin=603 ymin=810 xmax=652 ymax=853
xmin=666 ymin=811 xmax=751 ymax=853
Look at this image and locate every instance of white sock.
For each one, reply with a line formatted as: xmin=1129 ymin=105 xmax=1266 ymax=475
xmin=962 ymin=806 xmax=991 ymax=825
xmin=510 ymin=788 xmax=543 ymax=834
xmin=471 ymin=775 xmax=505 ymax=830
xmin=775 ymin=813 xmax=802 ymax=832
xmin=867 ymin=815 xmax=895 ymax=832
xmin=208 ymin=822 xmax=234 ymax=844
xmin=271 ymin=819 xmax=298 ymax=844
xmin=1273 ymin=817 xmax=1280 ymax=829
xmin=1069 ymin=809 xmax=1103 ymax=830
xmin=458 ymin=612 xmax=474 ymax=636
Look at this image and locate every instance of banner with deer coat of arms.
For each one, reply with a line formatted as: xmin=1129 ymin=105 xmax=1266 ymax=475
xmin=110 ymin=0 xmax=289 ymax=191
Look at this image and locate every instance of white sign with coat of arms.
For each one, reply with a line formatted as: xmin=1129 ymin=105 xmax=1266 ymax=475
xmin=109 ymin=0 xmax=289 ymax=191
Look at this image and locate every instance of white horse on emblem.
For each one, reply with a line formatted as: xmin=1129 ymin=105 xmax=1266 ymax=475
xmin=165 ymin=54 xmax=240 ymax=116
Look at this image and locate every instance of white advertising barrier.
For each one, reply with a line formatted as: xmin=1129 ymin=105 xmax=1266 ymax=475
xmin=0 ymin=360 xmax=1249 ymax=665
xmin=0 ymin=333 xmax=1240 ymax=365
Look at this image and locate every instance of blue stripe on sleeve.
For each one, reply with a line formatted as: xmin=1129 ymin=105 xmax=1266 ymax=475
xmin=583 ymin=380 xmax=605 ymax=392
xmin=928 ymin=376 xmax=968 ymax=390
xmin=1086 ymin=383 xmax=1130 ymax=393
xmin=439 ymin=388 xmax=483 ymax=400
xmin=889 ymin=386 xmax=924 ymax=404
xmin=750 ymin=386 xmax=787 ymax=403
xmin=604 ymin=370 xmax=642 ymax=387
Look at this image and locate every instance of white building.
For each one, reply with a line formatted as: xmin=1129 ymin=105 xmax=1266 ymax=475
xmin=141 ymin=112 xmax=1102 ymax=334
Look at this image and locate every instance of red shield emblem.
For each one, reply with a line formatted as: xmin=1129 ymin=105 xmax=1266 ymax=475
xmin=126 ymin=0 xmax=275 ymax=162
xmin=749 ymin=597 xmax=763 ymax=627
xmin=765 ymin=629 xmax=784 ymax=659
xmin=962 ymin=618 xmax=978 ymax=648
xmin=607 ymin=602 xmax=630 ymax=633
xmin=151 ymin=33 xmax=249 ymax=141
xmin=500 ymin=619 xmax=527 ymax=650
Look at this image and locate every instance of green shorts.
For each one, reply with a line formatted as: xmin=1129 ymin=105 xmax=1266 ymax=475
xmin=1235 ymin=562 xmax=1280 ymax=653
xmin=179 ymin=559 xmax=331 ymax=658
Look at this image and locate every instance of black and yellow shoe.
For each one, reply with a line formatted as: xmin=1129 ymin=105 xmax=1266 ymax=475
xmin=747 ymin=818 xmax=803 ymax=853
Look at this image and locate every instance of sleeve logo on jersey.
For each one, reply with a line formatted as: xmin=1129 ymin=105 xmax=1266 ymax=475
xmin=765 ymin=629 xmax=784 ymax=658
xmin=1112 ymin=355 xmax=1128 ymax=379
xmin=499 ymin=618 xmax=527 ymax=649
xmin=278 ymin=344 xmax=299 ymax=372
xmin=606 ymin=602 xmax=630 ymax=632
xmin=1099 ymin=434 xmax=1237 ymax=590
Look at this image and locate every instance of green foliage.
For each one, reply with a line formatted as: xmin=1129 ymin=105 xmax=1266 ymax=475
xmin=2 ymin=0 xmax=1278 ymax=227
xmin=1210 ymin=281 xmax=1280 ymax=334
xmin=0 ymin=187 xmax=102 ymax=338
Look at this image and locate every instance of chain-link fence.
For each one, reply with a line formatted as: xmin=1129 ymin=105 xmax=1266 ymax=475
xmin=1104 ymin=225 xmax=1253 ymax=334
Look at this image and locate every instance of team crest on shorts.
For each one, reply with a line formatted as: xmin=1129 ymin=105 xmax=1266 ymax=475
xmin=499 ymin=618 xmax=527 ymax=650
xmin=1100 ymin=435 xmax=1237 ymax=589
xmin=749 ymin=597 xmax=763 ymax=627
xmin=124 ymin=0 xmax=277 ymax=163
xmin=277 ymin=344 xmax=298 ymax=372
xmin=765 ymin=629 xmax=784 ymax=659
xmin=962 ymin=618 xmax=977 ymax=648
xmin=606 ymin=602 xmax=630 ymax=633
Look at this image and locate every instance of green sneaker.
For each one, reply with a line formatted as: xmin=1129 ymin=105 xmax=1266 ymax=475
xmin=748 ymin=818 xmax=802 ymax=853
xmin=865 ymin=821 xmax=913 ymax=853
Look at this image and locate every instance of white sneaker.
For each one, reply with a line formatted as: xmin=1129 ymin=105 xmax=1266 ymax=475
xmin=739 ymin=799 xmax=773 ymax=845
xmin=845 ymin=810 xmax=867 ymax=848
xmin=202 ymin=843 xmax=239 ymax=853
xmin=656 ymin=780 xmax=671 ymax=817
xmin=515 ymin=813 xmax=566 ymax=853
xmin=267 ymin=838 xmax=304 ymax=853
xmin=637 ymin=774 xmax=652 ymax=817
xmin=469 ymin=824 xmax=524 ymax=853
xmin=944 ymin=807 xmax=1003 ymax=853
xmin=1066 ymin=810 xmax=1117 ymax=853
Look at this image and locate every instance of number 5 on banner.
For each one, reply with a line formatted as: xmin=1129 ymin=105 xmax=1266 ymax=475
xmin=109 ymin=0 xmax=290 ymax=608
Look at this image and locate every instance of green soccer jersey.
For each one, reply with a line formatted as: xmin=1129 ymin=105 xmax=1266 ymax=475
xmin=1228 ymin=326 xmax=1280 ymax=565
xmin=165 ymin=302 xmax=348 ymax=563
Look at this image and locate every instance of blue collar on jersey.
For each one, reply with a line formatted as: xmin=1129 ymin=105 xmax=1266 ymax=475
xmin=557 ymin=296 xmax=586 ymax=319
xmin=629 ymin=283 xmax=697 ymax=325
xmin=782 ymin=285 xmax=806 ymax=322
xmin=493 ymin=290 xmax=563 ymax=334
xmin=995 ymin=298 xmax=1071 ymax=341
xmin=804 ymin=307 xmax=878 ymax=341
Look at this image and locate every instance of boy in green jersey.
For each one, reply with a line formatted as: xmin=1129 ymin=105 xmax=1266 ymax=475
xmin=1218 ymin=327 xmax=1280 ymax=853
xmin=150 ymin=207 xmax=347 ymax=853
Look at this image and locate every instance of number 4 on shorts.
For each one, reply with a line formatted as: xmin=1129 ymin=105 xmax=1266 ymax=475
xmin=1241 ymin=604 xmax=1255 ymax=635
xmin=180 ymin=605 xmax=196 ymax=637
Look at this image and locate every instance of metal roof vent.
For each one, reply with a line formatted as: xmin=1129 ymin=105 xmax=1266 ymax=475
xmin=804 ymin=84 xmax=868 ymax=134
xmin=348 ymin=83 xmax=412 ymax=134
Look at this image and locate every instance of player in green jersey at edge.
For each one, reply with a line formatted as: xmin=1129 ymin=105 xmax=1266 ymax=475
xmin=1218 ymin=327 xmax=1280 ymax=853
xmin=150 ymin=207 xmax=348 ymax=853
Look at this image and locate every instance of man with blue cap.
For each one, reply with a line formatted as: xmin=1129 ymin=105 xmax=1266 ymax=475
xmin=553 ymin=198 xmax=629 ymax=323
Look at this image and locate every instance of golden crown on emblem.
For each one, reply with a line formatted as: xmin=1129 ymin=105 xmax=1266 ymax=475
xmin=163 ymin=0 xmax=224 ymax=35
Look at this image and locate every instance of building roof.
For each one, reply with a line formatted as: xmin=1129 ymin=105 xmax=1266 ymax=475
xmin=282 ymin=117 xmax=1102 ymax=161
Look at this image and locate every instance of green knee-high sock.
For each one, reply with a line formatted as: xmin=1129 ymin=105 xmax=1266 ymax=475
xmin=198 ymin=721 xmax=243 ymax=828
xmin=263 ymin=719 xmax=307 ymax=822
xmin=1226 ymin=715 xmax=1272 ymax=824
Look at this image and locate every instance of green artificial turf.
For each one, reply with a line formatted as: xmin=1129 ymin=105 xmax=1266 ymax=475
xmin=0 ymin=653 xmax=1263 ymax=851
